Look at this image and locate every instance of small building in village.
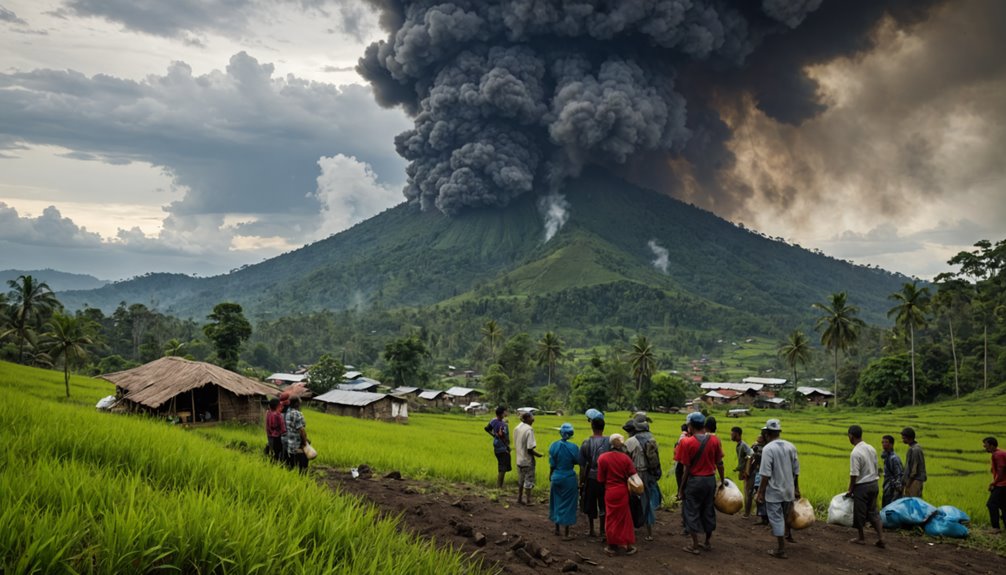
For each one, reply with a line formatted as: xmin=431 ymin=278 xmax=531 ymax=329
xmin=742 ymin=376 xmax=787 ymax=389
xmin=796 ymin=386 xmax=835 ymax=406
xmin=100 ymin=356 xmax=278 ymax=424
xmin=267 ymin=372 xmax=306 ymax=386
xmin=755 ymin=396 xmax=790 ymax=409
xmin=699 ymin=382 xmax=763 ymax=405
xmin=416 ymin=389 xmax=449 ymax=409
xmin=312 ymin=389 xmax=408 ymax=422
xmin=444 ymin=386 xmax=483 ymax=405
xmin=337 ymin=377 xmax=382 ymax=393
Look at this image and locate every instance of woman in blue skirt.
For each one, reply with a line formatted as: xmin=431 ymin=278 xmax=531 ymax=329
xmin=549 ymin=422 xmax=582 ymax=539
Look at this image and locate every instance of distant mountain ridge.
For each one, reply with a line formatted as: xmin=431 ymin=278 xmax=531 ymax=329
xmin=58 ymin=171 xmax=910 ymax=332
xmin=1 ymin=269 xmax=108 ymax=293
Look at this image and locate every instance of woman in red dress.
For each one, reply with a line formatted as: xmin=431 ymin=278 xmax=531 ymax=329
xmin=597 ymin=433 xmax=638 ymax=556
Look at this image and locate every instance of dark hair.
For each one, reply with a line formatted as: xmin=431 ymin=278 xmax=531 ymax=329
xmin=901 ymin=427 xmax=916 ymax=440
xmin=496 ymin=405 xmax=506 ymax=417
xmin=985 ymin=437 xmax=999 ymax=448
xmin=731 ymin=426 xmax=743 ymax=435
xmin=289 ymin=396 xmax=301 ymax=408
xmin=705 ymin=416 xmax=717 ymax=433
xmin=764 ymin=429 xmax=781 ymax=439
xmin=882 ymin=435 xmax=895 ymax=444
xmin=681 ymin=423 xmax=688 ymax=432
xmin=269 ymin=397 xmax=279 ymax=409
xmin=848 ymin=425 xmax=863 ymax=439
xmin=591 ymin=418 xmax=606 ymax=432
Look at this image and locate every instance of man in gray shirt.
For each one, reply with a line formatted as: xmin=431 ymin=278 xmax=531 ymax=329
xmin=756 ymin=419 xmax=800 ymax=559
xmin=731 ymin=426 xmax=754 ymax=517
xmin=901 ymin=427 xmax=927 ymax=498
xmin=846 ymin=425 xmax=885 ymax=548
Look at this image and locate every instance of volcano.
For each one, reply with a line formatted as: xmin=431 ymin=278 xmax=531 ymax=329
xmin=61 ymin=171 xmax=908 ymax=334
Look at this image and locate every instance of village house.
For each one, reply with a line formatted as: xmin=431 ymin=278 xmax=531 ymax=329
xmin=337 ymin=378 xmax=382 ymax=393
xmin=796 ymin=386 xmax=835 ymax=406
xmin=444 ymin=386 xmax=483 ymax=405
xmin=416 ymin=389 xmax=449 ymax=409
xmin=266 ymin=372 xmax=306 ymax=386
xmin=312 ymin=389 xmax=408 ymax=422
xmin=699 ymin=382 xmax=763 ymax=405
xmin=100 ymin=356 xmax=277 ymax=424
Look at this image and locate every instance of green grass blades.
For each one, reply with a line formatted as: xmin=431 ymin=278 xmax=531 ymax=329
xmin=0 ymin=361 xmax=487 ymax=575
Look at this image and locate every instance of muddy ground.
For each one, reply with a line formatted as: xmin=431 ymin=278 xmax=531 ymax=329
xmin=319 ymin=466 xmax=1002 ymax=575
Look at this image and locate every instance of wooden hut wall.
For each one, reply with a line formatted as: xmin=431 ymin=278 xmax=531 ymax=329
xmin=218 ymin=388 xmax=263 ymax=423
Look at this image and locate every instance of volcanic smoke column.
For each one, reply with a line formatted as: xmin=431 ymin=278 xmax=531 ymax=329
xmin=356 ymin=1 xmax=828 ymax=223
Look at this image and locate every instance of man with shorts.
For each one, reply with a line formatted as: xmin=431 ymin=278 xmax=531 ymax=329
xmin=484 ymin=406 xmax=511 ymax=488
xmin=846 ymin=425 xmax=885 ymax=548
xmin=579 ymin=415 xmax=609 ymax=538
xmin=513 ymin=411 xmax=543 ymax=505
xmin=756 ymin=419 xmax=799 ymax=559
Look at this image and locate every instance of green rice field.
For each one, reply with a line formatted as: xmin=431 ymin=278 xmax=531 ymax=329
xmin=4 ymin=359 xmax=1003 ymax=573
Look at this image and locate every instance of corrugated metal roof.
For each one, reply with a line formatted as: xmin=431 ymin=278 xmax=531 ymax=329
xmin=700 ymin=382 xmax=763 ymax=392
xmin=268 ymin=373 xmax=306 ymax=382
xmin=445 ymin=386 xmax=481 ymax=397
xmin=418 ymin=390 xmax=444 ymax=400
xmin=392 ymin=386 xmax=420 ymax=394
xmin=313 ymin=389 xmax=405 ymax=407
xmin=343 ymin=371 xmax=363 ymax=380
xmin=338 ymin=381 xmax=381 ymax=392
xmin=796 ymin=386 xmax=834 ymax=396
xmin=100 ymin=356 xmax=277 ymax=409
xmin=743 ymin=377 xmax=787 ymax=386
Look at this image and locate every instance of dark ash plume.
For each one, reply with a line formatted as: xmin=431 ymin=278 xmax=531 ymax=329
xmin=358 ymin=0 xmax=943 ymax=216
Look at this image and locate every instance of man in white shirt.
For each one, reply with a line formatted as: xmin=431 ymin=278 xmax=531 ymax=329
xmin=846 ymin=425 xmax=885 ymax=548
xmin=513 ymin=411 xmax=543 ymax=505
xmin=756 ymin=419 xmax=800 ymax=559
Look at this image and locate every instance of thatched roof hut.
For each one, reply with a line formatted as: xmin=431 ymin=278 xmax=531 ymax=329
xmin=100 ymin=356 xmax=278 ymax=423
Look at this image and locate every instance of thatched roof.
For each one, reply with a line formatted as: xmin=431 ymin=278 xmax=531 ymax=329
xmin=100 ymin=356 xmax=278 ymax=409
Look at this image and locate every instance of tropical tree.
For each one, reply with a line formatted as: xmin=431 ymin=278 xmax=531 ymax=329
xmin=628 ymin=335 xmax=656 ymax=392
xmin=813 ymin=292 xmax=865 ymax=407
xmin=203 ymin=302 xmax=252 ymax=372
xmin=383 ymin=335 xmax=430 ymax=387
xmin=535 ymin=331 xmax=564 ymax=387
xmin=4 ymin=275 xmax=60 ymax=363
xmin=480 ymin=319 xmax=503 ymax=363
xmin=777 ymin=330 xmax=812 ymax=389
xmin=887 ymin=281 xmax=931 ymax=406
xmin=307 ymin=353 xmax=344 ymax=395
xmin=43 ymin=312 xmax=96 ymax=398
xmin=163 ymin=338 xmax=186 ymax=357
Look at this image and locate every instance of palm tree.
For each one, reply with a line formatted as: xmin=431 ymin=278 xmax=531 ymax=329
xmin=778 ymin=330 xmax=812 ymax=390
xmin=536 ymin=331 xmax=564 ymax=387
xmin=628 ymin=335 xmax=656 ymax=392
xmin=813 ymin=292 xmax=865 ymax=407
xmin=888 ymin=282 xmax=931 ymax=406
xmin=164 ymin=338 xmax=186 ymax=357
xmin=43 ymin=313 xmax=95 ymax=398
xmin=480 ymin=319 xmax=502 ymax=363
xmin=4 ymin=275 xmax=61 ymax=364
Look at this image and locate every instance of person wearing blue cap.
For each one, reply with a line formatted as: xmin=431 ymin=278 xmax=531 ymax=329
xmin=676 ymin=411 xmax=725 ymax=555
xmin=549 ymin=423 xmax=581 ymax=539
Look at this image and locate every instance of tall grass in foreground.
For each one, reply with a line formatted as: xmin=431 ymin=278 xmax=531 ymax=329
xmin=0 ymin=362 xmax=486 ymax=574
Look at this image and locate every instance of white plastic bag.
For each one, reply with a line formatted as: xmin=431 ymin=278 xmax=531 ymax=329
xmin=789 ymin=497 xmax=816 ymax=530
xmin=303 ymin=442 xmax=318 ymax=460
xmin=827 ymin=493 xmax=854 ymax=527
xmin=714 ymin=478 xmax=744 ymax=515
xmin=628 ymin=473 xmax=645 ymax=495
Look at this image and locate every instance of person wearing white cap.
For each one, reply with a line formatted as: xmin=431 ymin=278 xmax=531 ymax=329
xmin=756 ymin=419 xmax=800 ymax=559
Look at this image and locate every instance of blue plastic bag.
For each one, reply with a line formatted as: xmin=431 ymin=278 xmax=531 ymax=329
xmin=924 ymin=513 xmax=969 ymax=538
xmin=881 ymin=497 xmax=937 ymax=529
xmin=935 ymin=505 xmax=970 ymax=524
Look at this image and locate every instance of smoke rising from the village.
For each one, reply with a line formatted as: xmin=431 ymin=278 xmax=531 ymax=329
xmin=358 ymin=0 xmax=957 ymax=224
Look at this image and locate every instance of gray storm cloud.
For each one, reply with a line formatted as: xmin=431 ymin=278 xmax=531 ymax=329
xmin=356 ymin=0 xmax=952 ymax=218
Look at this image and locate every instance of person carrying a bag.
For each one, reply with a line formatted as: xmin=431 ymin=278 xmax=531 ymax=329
xmin=676 ymin=412 xmax=725 ymax=555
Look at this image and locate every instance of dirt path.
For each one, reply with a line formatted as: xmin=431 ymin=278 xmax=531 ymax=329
xmin=319 ymin=467 xmax=1002 ymax=575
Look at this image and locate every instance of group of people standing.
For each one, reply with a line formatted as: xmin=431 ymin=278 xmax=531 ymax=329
xmin=485 ymin=408 xmax=1006 ymax=560
xmin=264 ymin=393 xmax=309 ymax=473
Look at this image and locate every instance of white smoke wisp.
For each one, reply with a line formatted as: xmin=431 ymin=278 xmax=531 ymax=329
xmin=540 ymin=193 xmax=570 ymax=242
xmin=648 ymin=239 xmax=669 ymax=274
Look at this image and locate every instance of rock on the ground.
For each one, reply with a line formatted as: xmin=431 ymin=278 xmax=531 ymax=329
xmin=561 ymin=560 xmax=579 ymax=572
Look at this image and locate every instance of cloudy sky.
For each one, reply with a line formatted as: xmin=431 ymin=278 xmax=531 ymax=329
xmin=1 ymin=0 xmax=1004 ymax=281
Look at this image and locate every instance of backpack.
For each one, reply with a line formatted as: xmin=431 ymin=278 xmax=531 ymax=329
xmin=643 ymin=438 xmax=662 ymax=480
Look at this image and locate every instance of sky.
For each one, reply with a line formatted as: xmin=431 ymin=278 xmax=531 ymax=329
xmin=1 ymin=0 xmax=1004 ymax=281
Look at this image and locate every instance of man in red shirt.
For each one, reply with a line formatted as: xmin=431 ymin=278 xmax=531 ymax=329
xmin=984 ymin=437 xmax=1006 ymax=534
xmin=265 ymin=397 xmax=286 ymax=463
xmin=676 ymin=412 xmax=725 ymax=555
